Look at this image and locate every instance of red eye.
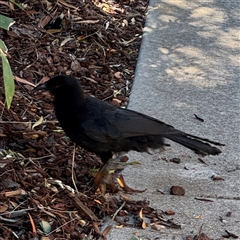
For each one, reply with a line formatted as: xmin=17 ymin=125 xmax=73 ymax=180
xmin=53 ymin=85 xmax=59 ymax=89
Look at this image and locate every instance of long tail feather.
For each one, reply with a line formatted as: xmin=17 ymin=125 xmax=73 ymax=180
xmin=166 ymin=133 xmax=224 ymax=155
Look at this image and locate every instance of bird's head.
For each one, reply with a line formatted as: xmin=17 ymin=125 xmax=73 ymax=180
xmin=33 ymin=75 xmax=83 ymax=97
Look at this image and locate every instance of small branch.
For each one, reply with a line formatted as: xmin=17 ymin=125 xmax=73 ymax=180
xmin=71 ymin=143 xmax=79 ymax=193
xmin=112 ymin=201 xmax=126 ymax=221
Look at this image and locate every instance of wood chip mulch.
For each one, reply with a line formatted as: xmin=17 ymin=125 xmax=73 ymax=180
xmin=0 ymin=0 xmax=175 ymax=239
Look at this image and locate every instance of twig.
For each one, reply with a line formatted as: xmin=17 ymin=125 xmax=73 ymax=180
xmin=69 ymin=193 xmax=98 ymax=221
xmin=0 ymin=100 xmax=5 ymax=119
xmin=7 ymin=200 xmax=28 ymax=215
xmin=28 ymin=213 xmax=37 ymax=235
xmin=29 ymin=155 xmax=54 ymax=160
xmin=71 ymin=143 xmax=79 ymax=193
xmin=0 ymin=208 xmax=35 ymax=216
xmin=46 ymin=217 xmax=78 ymax=236
xmin=0 ymin=223 xmax=19 ymax=238
xmin=112 ymin=201 xmax=126 ymax=221
xmin=0 ymin=120 xmax=58 ymax=124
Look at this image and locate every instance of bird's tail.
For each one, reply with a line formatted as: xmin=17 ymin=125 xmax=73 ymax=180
xmin=166 ymin=133 xmax=224 ymax=155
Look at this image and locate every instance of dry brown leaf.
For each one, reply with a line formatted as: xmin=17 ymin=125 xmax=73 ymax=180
xmin=122 ymin=19 xmax=128 ymax=27
xmin=39 ymin=9 xmax=58 ymax=28
xmin=118 ymin=174 xmax=146 ymax=193
xmin=116 ymin=225 xmax=124 ymax=229
xmin=32 ymin=116 xmax=44 ymax=129
xmin=58 ymin=0 xmax=78 ymax=9
xmin=150 ymin=223 xmax=165 ymax=231
xmin=139 ymin=208 xmax=146 ymax=229
xmin=14 ymin=76 xmax=36 ymax=87
xmin=142 ymin=220 xmax=146 ymax=229
xmin=94 ymin=199 xmax=102 ymax=205
xmin=60 ymin=37 xmax=74 ymax=46
xmin=0 ymin=204 xmax=8 ymax=213
xmin=116 ymin=177 xmax=124 ymax=187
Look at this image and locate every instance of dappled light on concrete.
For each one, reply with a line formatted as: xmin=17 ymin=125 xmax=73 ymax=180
xmin=110 ymin=0 xmax=240 ymax=239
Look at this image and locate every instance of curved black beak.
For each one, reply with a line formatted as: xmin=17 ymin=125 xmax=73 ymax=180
xmin=32 ymin=83 xmax=48 ymax=92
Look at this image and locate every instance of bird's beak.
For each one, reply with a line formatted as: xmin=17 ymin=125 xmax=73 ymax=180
xmin=32 ymin=83 xmax=48 ymax=92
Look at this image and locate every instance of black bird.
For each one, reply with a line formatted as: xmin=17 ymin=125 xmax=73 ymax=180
xmin=33 ymin=75 xmax=224 ymax=163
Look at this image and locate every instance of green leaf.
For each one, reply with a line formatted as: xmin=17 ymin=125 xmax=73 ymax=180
xmin=0 ymin=40 xmax=15 ymax=109
xmin=0 ymin=14 xmax=15 ymax=30
xmin=0 ymin=39 xmax=7 ymax=51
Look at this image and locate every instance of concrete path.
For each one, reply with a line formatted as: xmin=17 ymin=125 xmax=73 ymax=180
xmin=108 ymin=0 xmax=240 ymax=239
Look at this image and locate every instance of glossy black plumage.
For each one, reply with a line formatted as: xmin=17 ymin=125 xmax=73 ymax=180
xmin=33 ymin=75 xmax=224 ymax=162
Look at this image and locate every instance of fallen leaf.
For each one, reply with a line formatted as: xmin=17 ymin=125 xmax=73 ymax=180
xmin=116 ymin=177 xmax=124 ymax=188
xmin=122 ymin=19 xmax=128 ymax=27
xmin=58 ymin=0 xmax=78 ymax=9
xmin=0 ymin=204 xmax=8 ymax=213
xmin=116 ymin=225 xmax=124 ymax=229
xmin=139 ymin=208 xmax=143 ymax=219
xmin=118 ymin=174 xmax=146 ymax=193
xmin=32 ymin=116 xmax=44 ymax=129
xmin=94 ymin=199 xmax=102 ymax=205
xmin=60 ymin=37 xmax=74 ymax=46
xmin=139 ymin=208 xmax=146 ymax=229
xmin=14 ymin=76 xmax=36 ymax=87
xmin=150 ymin=223 xmax=165 ymax=231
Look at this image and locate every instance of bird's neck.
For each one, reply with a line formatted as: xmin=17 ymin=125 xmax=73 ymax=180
xmin=54 ymin=86 xmax=85 ymax=116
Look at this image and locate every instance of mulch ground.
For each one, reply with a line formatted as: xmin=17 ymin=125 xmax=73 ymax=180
xmin=0 ymin=0 xmax=162 ymax=239
xmin=0 ymin=1 xmax=228 ymax=240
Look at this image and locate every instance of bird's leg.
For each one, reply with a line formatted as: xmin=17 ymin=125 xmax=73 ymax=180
xmin=95 ymin=152 xmax=126 ymax=193
xmin=100 ymin=151 xmax=113 ymax=164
